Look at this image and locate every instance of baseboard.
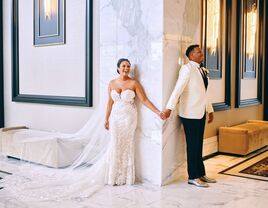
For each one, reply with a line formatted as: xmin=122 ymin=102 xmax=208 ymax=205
xmin=203 ymin=136 xmax=218 ymax=157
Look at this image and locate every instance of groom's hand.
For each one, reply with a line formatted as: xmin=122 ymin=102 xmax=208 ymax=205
xmin=162 ymin=109 xmax=171 ymax=119
xmin=208 ymin=112 xmax=214 ymax=123
xmin=159 ymin=112 xmax=167 ymax=120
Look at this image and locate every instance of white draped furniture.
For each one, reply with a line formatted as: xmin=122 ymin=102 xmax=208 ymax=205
xmin=0 ymin=127 xmax=83 ymax=168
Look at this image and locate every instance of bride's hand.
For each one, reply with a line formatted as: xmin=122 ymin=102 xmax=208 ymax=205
xmin=159 ymin=111 xmax=167 ymax=120
xmin=104 ymin=120 xmax=109 ymax=130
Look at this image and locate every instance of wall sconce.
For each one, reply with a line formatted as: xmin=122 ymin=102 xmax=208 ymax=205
xmin=34 ymin=0 xmax=65 ymax=46
xmin=44 ymin=0 xmax=52 ymax=21
xmin=202 ymin=0 xmax=222 ymax=79
xmin=206 ymin=0 xmax=220 ymax=55
xmin=246 ymin=3 xmax=257 ymax=60
xmin=43 ymin=0 xmax=58 ymax=21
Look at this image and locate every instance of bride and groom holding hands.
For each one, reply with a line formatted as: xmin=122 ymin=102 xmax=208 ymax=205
xmin=106 ymin=44 xmax=216 ymax=188
xmin=1 ymin=44 xmax=216 ymax=203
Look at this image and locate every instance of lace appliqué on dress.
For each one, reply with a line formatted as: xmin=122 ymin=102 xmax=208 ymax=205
xmin=108 ymin=89 xmax=137 ymax=185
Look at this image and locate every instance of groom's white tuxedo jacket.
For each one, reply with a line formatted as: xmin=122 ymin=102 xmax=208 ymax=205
xmin=166 ymin=61 xmax=214 ymax=119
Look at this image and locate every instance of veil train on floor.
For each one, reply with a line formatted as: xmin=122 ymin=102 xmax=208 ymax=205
xmin=0 ymin=69 xmax=165 ymax=203
xmin=0 ymin=88 xmax=113 ymax=202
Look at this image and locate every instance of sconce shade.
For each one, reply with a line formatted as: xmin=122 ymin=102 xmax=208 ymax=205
xmin=206 ymin=0 xmax=220 ymax=55
xmin=34 ymin=0 xmax=65 ymax=46
xmin=246 ymin=3 xmax=257 ymax=60
xmin=44 ymin=0 xmax=52 ymax=20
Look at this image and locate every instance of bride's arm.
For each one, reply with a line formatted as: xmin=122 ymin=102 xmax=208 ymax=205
xmin=104 ymin=82 xmax=114 ymax=129
xmin=134 ymin=80 xmax=161 ymax=115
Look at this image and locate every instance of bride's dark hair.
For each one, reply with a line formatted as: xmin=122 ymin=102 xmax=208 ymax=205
xmin=117 ymin=58 xmax=131 ymax=74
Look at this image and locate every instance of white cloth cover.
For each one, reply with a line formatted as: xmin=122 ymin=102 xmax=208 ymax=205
xmin=0 ymin=89 xmax=140 ymax=203
xmin=0 ymin=129 xmax=83 ymax=168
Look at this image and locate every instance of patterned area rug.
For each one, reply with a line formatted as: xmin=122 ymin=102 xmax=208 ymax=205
xmin=220 ymin=149 xmax=268 ymax=181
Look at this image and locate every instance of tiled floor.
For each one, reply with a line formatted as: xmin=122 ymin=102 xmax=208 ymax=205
xmin=0 ymin=152 xmax=267 ymax=208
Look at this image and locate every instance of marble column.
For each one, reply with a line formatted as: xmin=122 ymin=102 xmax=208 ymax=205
xmin=99 ymin=0 xmax=201 ymax=185
xmin=162 ymin=0 xmax=201 ymax=184
xmin=100 ymin=0 xmax=163 ymax=185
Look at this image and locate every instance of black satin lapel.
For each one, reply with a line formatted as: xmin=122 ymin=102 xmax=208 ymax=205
xmin=199 ymin=68 xmax=208 ymax=90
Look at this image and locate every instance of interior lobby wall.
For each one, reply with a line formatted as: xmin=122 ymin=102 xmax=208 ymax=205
xmin=0 ymin=0 xmax=4 ymax=127
xmin=3 ymin=0 xmax=164 ymax=185
xmin=99 ymin=0 xmax=164 ymax=185
xmin=205 ymin=0 xmax=264 ymax=138
xmin=162 ymin=0 xmax=202 ymax=184
xmin=161 ymin=0 xmax=264 ymax=184
xmin=3 ymin=0 xmax=101 ymax=133
xmin=3 ymin=0 xmax=265 ymax=186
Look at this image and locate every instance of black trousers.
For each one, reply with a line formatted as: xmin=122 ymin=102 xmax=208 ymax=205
xmin=180 ymin=114 xmax=206 ymax=179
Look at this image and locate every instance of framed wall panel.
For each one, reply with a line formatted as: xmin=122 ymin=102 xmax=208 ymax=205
xmin=202 ymin=0 xmax=223 ymax=79
xmin=263 ymin=0 xmax=268 ymax=120
xmin=202 ymin=0 xmax=232 ymax=111
xmin=0 ymin=0 xmax=4 ymax=127
xmin=235 ymin=0 xmax=264 ymax=108
xmin=12 ymin=0 xmax=93 ymax=106
xmin=34 ymin=0 xmax=65 ymax=46
xmin=242 ymin=0 xmax=257 ymax=79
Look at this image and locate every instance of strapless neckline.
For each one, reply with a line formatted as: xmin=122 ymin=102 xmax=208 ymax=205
xmin=111 ymin=89 xmax=135 ymax=95
xmin=111 ymin=89 xmax=136 ymax=103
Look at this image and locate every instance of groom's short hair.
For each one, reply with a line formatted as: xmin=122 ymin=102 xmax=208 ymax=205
xmin=186 ymin=44 xmax=199 ymax=58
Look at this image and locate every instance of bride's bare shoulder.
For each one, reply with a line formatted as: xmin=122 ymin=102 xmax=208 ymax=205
xmin=110 ymin=78 xmax=118 ymax=83
xmin=130 ymin=78 xmax=138 ymax=83
xmin=127 ymin=78 xmax=138 ymax=86
xmin=131 ymin=79 xmax=142 ymax=86
xmin=108 ymin=79 xmax=117 ymax=86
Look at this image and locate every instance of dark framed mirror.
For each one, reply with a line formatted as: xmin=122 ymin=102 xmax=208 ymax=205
xmin=202 ymin=0 xmax=232 ymax=111
xmin=0 ymin=0 xmax=4 ymax=127
xmin=235 ymin=0 xmax=264 ymax=108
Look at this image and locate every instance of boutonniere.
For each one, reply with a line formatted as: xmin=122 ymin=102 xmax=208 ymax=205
xmin=201 ymin=67 xmax=209 ymax=76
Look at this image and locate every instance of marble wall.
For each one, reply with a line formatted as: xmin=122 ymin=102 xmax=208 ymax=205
xmin=162 ymin=0 xmax=201 ymax=184
xmin=99 ymin=0 xmax=202 ymax=185
xmin=3 ymin=0 xmax=100 ymax=133
xmin=3 ymin=0 xmax=203 ymax=185
xmin=99 ymin=0 xmax=163 ymax=184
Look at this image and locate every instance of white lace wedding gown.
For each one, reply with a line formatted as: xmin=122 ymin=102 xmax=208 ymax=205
xmin=108 ymin=89 xmax=137 ymax=185
xmin=0 ymin=89 xmax=137 ymax=202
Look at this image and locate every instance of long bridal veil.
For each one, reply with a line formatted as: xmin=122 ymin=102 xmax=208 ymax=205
xmin=0 ymin=88 xmax=114 ymax=202
xmin=0 ymin=67 xmax=162 ymax=203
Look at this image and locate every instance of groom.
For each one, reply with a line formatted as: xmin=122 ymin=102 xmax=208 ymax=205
xmin=161 ymin=44 xmax=216 ymax=187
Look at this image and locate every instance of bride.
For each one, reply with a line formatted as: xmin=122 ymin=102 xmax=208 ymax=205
xmin=0 ymin=58 xmax=162 ymax=202
xmin=105 ymin=58 xmax=161 ymax=185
